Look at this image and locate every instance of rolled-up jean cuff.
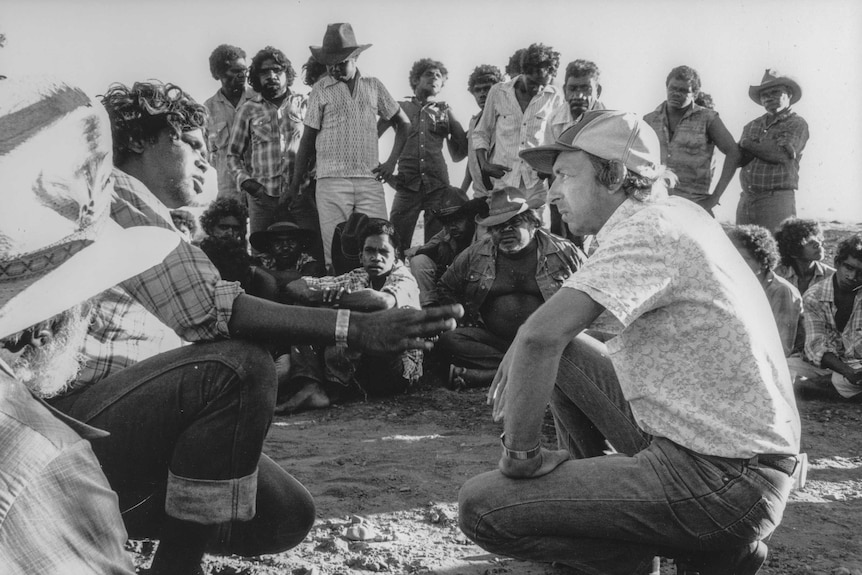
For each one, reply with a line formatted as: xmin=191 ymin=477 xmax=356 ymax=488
xmin=165 ymin=468 xmax=258 ymax=524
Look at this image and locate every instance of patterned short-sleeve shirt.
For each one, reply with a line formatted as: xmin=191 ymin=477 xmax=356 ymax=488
xmin=563 ymin=194 xmax=800 ymax=458
xmin=305 ymin=72 xmax=400 ymax=179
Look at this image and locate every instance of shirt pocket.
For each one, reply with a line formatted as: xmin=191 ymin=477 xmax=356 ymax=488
xmin=211 ymin=121 xmax=230 ymax=152
xmin=251 ymin=118 xmax=275 ymax=144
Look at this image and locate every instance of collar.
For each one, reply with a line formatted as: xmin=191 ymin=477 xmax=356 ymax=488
xmin=763 ymin=107 xmax=795 ymax=124
xmin=320 ymin=69 xmax=363 ymax=90
xmin=508 ymin=76 xmax=557 ymax=97
xmin=594 ymin=192 xmax=668 ymax=246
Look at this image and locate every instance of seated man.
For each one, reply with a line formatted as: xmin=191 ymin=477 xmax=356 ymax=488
xmin=790 ymin=235 xmax=862 ymax=400
xmin=198 ymin=197 xmax=266 ymax=292
xmin=250 ymin=220 xmax=325 ymax=295
xmin=408 ymin=187 xmax=488 ymax=307
xmin=774 ymin=218 xmax=834 ymax=296
xmin=727 ymin=225 xmax=804 ymax=357
xmin=460 ymin=110 xmax=800 ymax=575
xmin=283 ymin=219 xmax=423 ymax=411
xmin=437 ymin=187 xmax=584 ymax=387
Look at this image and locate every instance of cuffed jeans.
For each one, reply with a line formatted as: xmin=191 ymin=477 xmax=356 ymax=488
xmin=50 ymin=340 xmax=315 ymax=556
xmin=459 ymin=334 xmax=793 ymax=575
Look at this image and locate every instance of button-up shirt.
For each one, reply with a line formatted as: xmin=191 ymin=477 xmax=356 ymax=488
xmin=564 ymin=194 xmax=799 ymax=458
xmin=740 ymin=108 xmax=809 ymax=193
xmin=204 ymin=87 xmax=255 ymax=199
xmin=227 ymin=92 xmax=307 ymax=198
xmin=802 ymin=274 xmax=862 ymax=366
xmin=466 ymin=113 xmax=491 ymax=197
xmin=396 ymin=97 xmax=467 ymax=191
xmin=774 ymin=261 xmax=834 ymax=295
xmin=762 ymin=271 xmax=804 ymax=356
xmin=305 ymin=71 xmax=400 ymax=179
xmin=75 ymin=169 xmax=244 ymax=386
xmin=472 ymin=77 xmax=566 ymax=189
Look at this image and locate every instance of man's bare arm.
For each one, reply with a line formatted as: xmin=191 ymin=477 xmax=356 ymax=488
xmin=287 ymin=127 xmax=319 ymax=200
xmin=373 ymin=108 xmax=411 ymax=182
xmin=705 ymin=116 xmax=741 ymax=206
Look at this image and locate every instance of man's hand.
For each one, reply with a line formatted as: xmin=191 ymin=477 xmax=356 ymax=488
xmin=843 ymin=366 xmax=862 ymax=387
xmin=321 ymin=287 xmax=348 ymax=307
xmin=480 ymin=161 xmax=512 ymax=180
xmin=241 ymin=179 xmax=266 ymax=199
xmin=350 ymin=304 xmax=463 ymax=354
xmin=498 ymin=448 xmax=571 ymax=479
xmin=372 ymin=160 xmax=397 ymax=183
xmin=488 ymin=345 xmax=515 ymax=421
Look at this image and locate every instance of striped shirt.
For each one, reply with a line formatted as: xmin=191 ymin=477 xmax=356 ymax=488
xmin=75 ymin=169 xmax=244 ymax=386
xmin=305 ymin=72 xmax=401 ymax=178
xmin=472 ymin=77 xmax=566 ymax=190
xmin=227 ymin=92 xmax=307 ymax=197
xmin=739 ymin=109 xmax=809 ymax=193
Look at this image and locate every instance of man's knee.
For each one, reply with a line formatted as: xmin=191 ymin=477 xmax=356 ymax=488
xmin=458 ymin=471 xmax=508 ymax=548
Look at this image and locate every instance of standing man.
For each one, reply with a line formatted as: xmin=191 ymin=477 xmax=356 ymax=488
xmin=290 ymin=22 xmax=411 ymax=268
xmin=204 ymin=44 xmax=253 ymax=200
xmin=227 ymin=46 xmax=306 ymax=241
xmin=460 ymin=111 xmax=800 ymax=574
xmin=644 ymin=65 xmax=740 ymax=216
xmin=472 ymin=43 xmax=566 ymax=210
xmin=461 ymin=64 xmax=504 ymax=199
xmin=386 ymin=58 xmax=468 ymax=252
xmin=737 ymin=69 xmax=809 ymax=231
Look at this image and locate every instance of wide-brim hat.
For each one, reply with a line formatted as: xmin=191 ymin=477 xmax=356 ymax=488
xmin=748 ymin=69 xmax=802 ymax=105
xmin=475 ymin=187 xmax=532 ymax=228
xmin=0 ymin=77 xmax=179 ymax=339
xmin=433 ymin=187 xmax=473 ymax=222
xmin=310 ymin=23 xmax=372 ymax=66
xmin=249 ymin=221 xmax=315 ymax=253
xmin=520 ymin=110 xmax=661 ymax=179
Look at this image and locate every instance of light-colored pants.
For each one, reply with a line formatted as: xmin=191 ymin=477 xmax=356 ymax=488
xmin=787 ymin=355 xmax=862 ymax=398
xmin=316 ymin=177 xmax=388 ymax=267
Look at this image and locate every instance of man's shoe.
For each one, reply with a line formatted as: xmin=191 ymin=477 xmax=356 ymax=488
xmin=676 ymin=541 xmax=767 ymax=575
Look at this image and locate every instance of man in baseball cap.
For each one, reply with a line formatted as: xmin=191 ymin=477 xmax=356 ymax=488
xmin=459 ymin=110 xmax=801 ymax=574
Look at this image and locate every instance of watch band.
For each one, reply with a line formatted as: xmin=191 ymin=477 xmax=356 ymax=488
xmin=335 ymin=308 xmax=350 ymax=347
xmin=500 ymin=432 xmax=541 ymax=460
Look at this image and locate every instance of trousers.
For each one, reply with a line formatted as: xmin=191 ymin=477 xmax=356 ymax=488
xmin=736 ymin=189 xmax=796 ymax=232
xmin=459 ymin=334 xmax=793 ymax=574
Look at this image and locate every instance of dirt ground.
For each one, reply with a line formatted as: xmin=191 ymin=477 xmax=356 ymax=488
xmin=132 ymin=223 xmax=862 ymax=575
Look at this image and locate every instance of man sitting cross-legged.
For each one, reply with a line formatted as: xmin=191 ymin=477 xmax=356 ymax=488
xmin=283 ymin=219 xmax=423 ymax=412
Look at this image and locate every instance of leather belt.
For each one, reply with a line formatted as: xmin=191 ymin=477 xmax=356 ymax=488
xmin=749 ymin=454 xmax=798 ymax=477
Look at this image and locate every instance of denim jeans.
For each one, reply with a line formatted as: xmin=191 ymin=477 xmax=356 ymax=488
xmin=437 ymin=326 xmax=511 ymax=371
xmin=736 ymin=189 xmax=796 ymax=232
xmin=49 ymin=340 xmax=315 ymax=556
xmin=389 ymin=181 xmax=446 ymax=252
xmin=459 ymin=334 xmax=793 ymax=575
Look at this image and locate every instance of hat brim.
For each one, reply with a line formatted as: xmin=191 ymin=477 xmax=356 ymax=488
xmin=309 ymin=44 xmax=372 ymax=66
xmin=475 ymin=202 xmax=531 ymax=227
xmin=519 ymin=142 xmax=580 ymax=176
xmin=249 ymin=228 xmax=313 ymax=252
xmin=0 ymin=223 xmax=179 ymax=338
xmin=748 ymin=79 xmax=802 ymax=105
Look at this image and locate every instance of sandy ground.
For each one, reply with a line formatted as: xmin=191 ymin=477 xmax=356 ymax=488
xmin=131 ymin=223 xmax=862 ymax=575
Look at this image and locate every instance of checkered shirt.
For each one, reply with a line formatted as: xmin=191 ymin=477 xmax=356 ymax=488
xmin=802 ymin=274 xmax=862 ymax=366
xmin=739 ymin=109 xmax=809 ymax=193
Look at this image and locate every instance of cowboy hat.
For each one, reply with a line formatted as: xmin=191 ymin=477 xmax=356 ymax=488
xmin=249 ymin=221 xmax=315 ymax=253
xmin=0 ymin=77 xmax=179 ymax=339
xmin=475 ymin=187 xmax=535 ymax=228
xmin=309 ymin=23 xmax=372 ymax=66
xmin=748 ymin=69 xmax=802 ymax=105
xmin=434 ymin=187 xmax=488 ymax=223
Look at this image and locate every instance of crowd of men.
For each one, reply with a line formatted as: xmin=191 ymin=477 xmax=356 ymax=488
xmin=1 ymin=19 xmax=860 ymax=575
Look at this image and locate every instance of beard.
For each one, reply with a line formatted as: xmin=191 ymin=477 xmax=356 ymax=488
xmin=12 ymin=303 xmax=94 ymax=398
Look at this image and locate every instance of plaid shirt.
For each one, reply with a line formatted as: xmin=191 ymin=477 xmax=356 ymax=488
xmin=305 ymin=71 xmax=400 ymax=178
xmin=472 ymin=77 xmax=566 ymax=190
xmin=227 ymin=92 xmax=307 ymax=197
xmin=739 ymin=109 xmax=809 ymax=193
xmin=204 ymin=87 xmax=255 ymax=198
xmin=803 ymin=274 xmax=862 ymax=366
xmin=303 ymin=261 xmax=422 ymax=380
xmin=75 ymin=169 xmax=244 ymax=386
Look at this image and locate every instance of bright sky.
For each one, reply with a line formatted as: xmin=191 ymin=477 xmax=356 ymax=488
xmin=3 ymin=0 xmax=860 ymax=222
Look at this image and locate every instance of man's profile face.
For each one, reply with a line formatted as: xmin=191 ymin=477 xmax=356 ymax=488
xmin=549 ymin=151 xmax=606 ymax=236
xmin=666 ymin=78 xmax=695 ymax=110
xmin=258 ymin=58 xmax=287 ymax=100
xmin=212 ymin=215 xmax=244 ymax=242
xmin=327 ymin=57 xmax=357 ymax=83
xmin=489 ymin=213 xmax=536 ymax=255
xmin=795 ymin=235 xmax=824 ymax=263
xmin=836 ymin=254 xmax=862 ymax=292
xmin=221 ymin=57 xmax=248 ymax=96
xmin=143 ymin=128 xmax=208 ymax=209
xmin=470 ymin=79 xmax=495 ymax=109
xmin=360 ymin=233 xmax=397 ymax=279
xmin=565 ymin=74 xmax=600 ymax=118
xmin=521 ymin=62 xmax=553 ymax=96
xmin=415 ymin=67 xmax=444 ymax=100
xmin=759 ymin=86 xmax=791 ymax=114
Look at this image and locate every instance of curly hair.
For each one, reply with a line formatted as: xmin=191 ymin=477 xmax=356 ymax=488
xmin=249 ymin=46 xmax=296 ymax=93
xmin=694 ymin=91 xmax=715 ymax=110
xmin=835 ymin=234 xmax=862 ymax=268
xmin=302 ymin=56 xmax=327 ymax=87
xmin=521 ymin=43 xmax=561 ymax=78
xmin=585 ymin=153 xmax=671 ymax=202
xmin=727 ymin=225 xmax=779 ymax=271
xmin=100 ymin=81 xmax=207 ymax=165
xmin=409 ymin=58 xmax=448 ymax=90
xmin=208 ymin=44 xmax=246 ymax=80
xmin=359 ymin=218 xmax=403 ymax=261
xmin=467 ymin=64 xmax=504 ymax=92
xmin=666 ymin=65 xmax=702 ymax=94
xmin=565 ymin=59 xmax=600 ymax=82
xmin=505 ymin=49 xmax=525 ymax=77
xmin=774 ymin=218 xmax=823 ymax=267
xmin=200 ymin=198 xmax=248 ymax=237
